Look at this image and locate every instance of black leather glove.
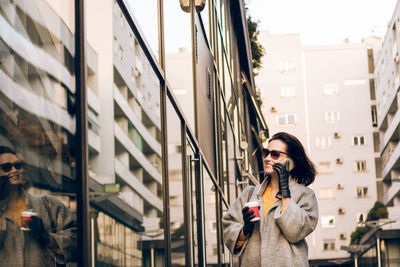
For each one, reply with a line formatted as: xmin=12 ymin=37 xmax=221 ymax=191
xmin=242 ymin=206 xmax=255 ymax=236
xmin=27 ymin=216 xmax=51 ymax=247
xmin=273 ymin=163 xmax=291 ymax=198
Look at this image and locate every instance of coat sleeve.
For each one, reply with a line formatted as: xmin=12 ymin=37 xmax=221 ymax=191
xmin=222 ymin=186 xmax=253 ymax=255
xmin=43 ymin=195 xmax=77 ymax=264
xmin=273 ymin=187 xmax=318 ymax=243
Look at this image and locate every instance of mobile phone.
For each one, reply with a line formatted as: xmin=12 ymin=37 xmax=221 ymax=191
xmin=281 ymin=158 xmax=295 ymax=172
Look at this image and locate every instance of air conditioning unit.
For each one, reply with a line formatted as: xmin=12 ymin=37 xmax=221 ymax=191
xmin=270 ymin=106 xmax=277 ymax=113
xmin=338 ymin=208 xmax=345 ymax=215
xmin=334 ymin=132 xmax=341 ymax=139
xmin=340 ymin=233 xmax=347 ymax=240
xmin=394 ymin=52 xmax=400 ymax=63
xmin=336 ymin=158 xmax=344 ymax=164
xmin=337 ymin=183 xmax=344 ymax=190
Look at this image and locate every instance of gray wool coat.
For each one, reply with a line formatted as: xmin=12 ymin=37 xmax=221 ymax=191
xmin=222 ymin=177 xmax=318 ymax=267
xmin=0 ymin=193 xmax=77 ymax=266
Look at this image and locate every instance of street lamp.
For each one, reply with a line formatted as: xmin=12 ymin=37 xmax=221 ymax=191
xmin=179 ymin=0 xmax=206 ymax=13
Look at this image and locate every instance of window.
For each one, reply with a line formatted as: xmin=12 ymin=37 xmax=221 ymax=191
xmin=276 ymin=114 xmax=297 ymax=126
xmin=320 ymin=188 xmax=334 ymax=199
xmin=211 ymin=221 xmax=217 ymax=232
xmin=323 ymin=239 xmax=336 ymax=251
xmin=354 ymin=160 xmax=367 ymax=172
xmin=321 ymin=215 xmax=335 ymax=228
xmin=279 ymin=61 xmax=295 ymax=73
xmin=280 ymin=86 xmax=296 ymax=97
xmin=318 ymin=162 xmax=332 ymax=173
xmin=325 ymin=111 xmax=340 ymax=124
xmin=316 ymin=136 xmax=332 ymax=149
xmin=352 ymin=136 xmax=366 ymax=146
xmin=356 ymin=212 xmax=367 ymax=223
xmin=344 ymin=79 xmax=367 ymax=86
xmin=323 ymin=83 xmax=339 ymax=95
xmin=357 ymin=187 xmax=368 ymax=198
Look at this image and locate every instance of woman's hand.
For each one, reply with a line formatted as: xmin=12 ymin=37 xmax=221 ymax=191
xmin=273 ymin=163 xmax=291 ymax=198
xmin=241 ymin=206 xmax=255 ymax=236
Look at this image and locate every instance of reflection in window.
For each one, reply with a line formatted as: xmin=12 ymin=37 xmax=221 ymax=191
xmin=203 ymin=168 xmax=218 ymax=264
xmin=0 ymin=0 xmax=77 ymax=265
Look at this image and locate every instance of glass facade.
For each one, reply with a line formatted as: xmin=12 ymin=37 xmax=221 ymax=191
xmin=0 ymin=0 xmax=268 ymax=266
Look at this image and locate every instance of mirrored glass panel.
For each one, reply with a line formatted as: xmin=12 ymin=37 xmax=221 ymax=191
xmin=203 ymin=167 xmax=218 ymax=264
xmin=126 ymin=0 xmax=159 ymax=62
xmin=164 ymin=0 xmax=194 ymax=131
xmin=87 ymin=2 xmax=164 ymax=265
xmin=167 ymin=98 xmax=186 ymax=266
xmin=0 ymin=0 xmax=77 ymax=265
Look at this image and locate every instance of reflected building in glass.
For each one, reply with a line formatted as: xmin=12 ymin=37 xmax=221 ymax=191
xmin=0 ymin=0 xmax=268 ymax=266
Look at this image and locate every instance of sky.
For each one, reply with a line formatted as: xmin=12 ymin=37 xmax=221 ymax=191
xmin=246 ymin=0 xmax=399 ymax=45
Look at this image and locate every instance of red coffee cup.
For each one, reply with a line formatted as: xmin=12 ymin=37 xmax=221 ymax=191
xmin=245 ymin=201 xmax=260 ymax=222
xmin=21 ymin=210 xmax=38 ymax=231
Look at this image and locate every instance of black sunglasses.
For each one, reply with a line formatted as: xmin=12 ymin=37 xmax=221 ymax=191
xmin=0 ymin=162 xmax=23 ymax=172
xmin=263 ymin=149 xmax=287 ymax=160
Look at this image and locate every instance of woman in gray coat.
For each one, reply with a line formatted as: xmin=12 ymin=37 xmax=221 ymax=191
xmin=0 ymin=146 xmax=76 ymax=266
xmin=223 ymin=132 xmax=318 ymax=266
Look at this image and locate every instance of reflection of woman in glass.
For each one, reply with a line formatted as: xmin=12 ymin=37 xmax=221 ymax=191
xmin=222 ymin=132 xmax=318 ymax=266
xmin=0 ymin=146 xmax=76 ymax=266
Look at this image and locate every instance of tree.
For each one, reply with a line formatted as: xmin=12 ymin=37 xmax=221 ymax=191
xmin=366 ymin=201 xmax=389 ymax=221
xmin=247 ymin=15 xmax=265 ymax=75
xmin=350 ymin=201 xmax=389 ymax=245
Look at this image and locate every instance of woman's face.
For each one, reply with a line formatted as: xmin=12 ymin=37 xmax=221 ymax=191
xmin=263 ymin=139 xmax=289 ymax=175
xmin=0 ymin=153 xmax=25 ymax=185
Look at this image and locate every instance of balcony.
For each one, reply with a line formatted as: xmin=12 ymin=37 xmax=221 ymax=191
xmin=114 ymin=159 xmax=163 ymax=212
xmin=114 ymin=122 xmax=162 ymax=184
xmin=383 ymin=181 xmax=400 ymax=206
xmin=380 ymin=107 xmax=400 ymax=152
xmin=381 ymin=142 xmax=400 ymax=180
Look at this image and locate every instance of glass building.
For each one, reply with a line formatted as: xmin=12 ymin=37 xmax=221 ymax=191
xmin=0 ymin=0 xmax=268 ymax=266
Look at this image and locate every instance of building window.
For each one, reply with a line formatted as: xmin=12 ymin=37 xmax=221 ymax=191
xmin=323 ymin=83 xmax=339 ymax=95
xmin=316 ymin=136 xmax=332 ymax=149
xmin=276 ymin=114 xmax=297 ymax=126
xmin=211 ymin=221 xmax=217 ymax=232
xmin=352 ymin=135 xmax=366 ymax=146
xmin=354 ymin=160 xmax=367 ymax=172
xmin=280 ymin=86 xmax=296 ymax=97
xmin=344 ymin=79 xmax=367 ymax=86
xmin=356 ymin=212 xmax=367 ymax=223
xmin=318 ymin=162 xmax=332 ymax=173
xmin=320 ymin=188 xmax=334 ymax=199
xmin=321 ymin=215 xmax=335 ymax=228
xmin=325 ymin=111 xmax=340 ymax=124
xmin=323 ymin=239 xmax=336 ymax=251
xmin=357 ymin=187 xmax=368 ymax=198
xmin=279 ymin=61 xmax=295 ymax=73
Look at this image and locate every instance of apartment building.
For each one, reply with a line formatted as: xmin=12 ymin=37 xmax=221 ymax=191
xmin=0 ymin=0 xmax=267 ymax=266
xmin=374 ymin=0 xmax=400 ymax=227
xmin=257 ymin=32 xmax=378 ymax=263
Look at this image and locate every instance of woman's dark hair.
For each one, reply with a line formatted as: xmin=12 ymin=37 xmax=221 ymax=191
xmin=269 ymin=132 xmax=317 ymax=186
xmin=0 ymin=146 xmax=16 ymax=155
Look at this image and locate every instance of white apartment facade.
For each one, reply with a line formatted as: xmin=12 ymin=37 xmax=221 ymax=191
xmin=374 ymin=0 xmax=400 ymax=228
xmin=257 ymin=32 xmax=378 ymax=261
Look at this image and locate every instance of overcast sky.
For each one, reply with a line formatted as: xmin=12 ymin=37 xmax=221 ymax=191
xmin=247 ymin=0 xmax=398 ymax=45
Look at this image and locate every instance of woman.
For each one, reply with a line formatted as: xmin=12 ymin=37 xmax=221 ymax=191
xmin=222 ymin=132 xmax=318 ymax=266
xmin=0 ymin=146 xmax=76 ymax=266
